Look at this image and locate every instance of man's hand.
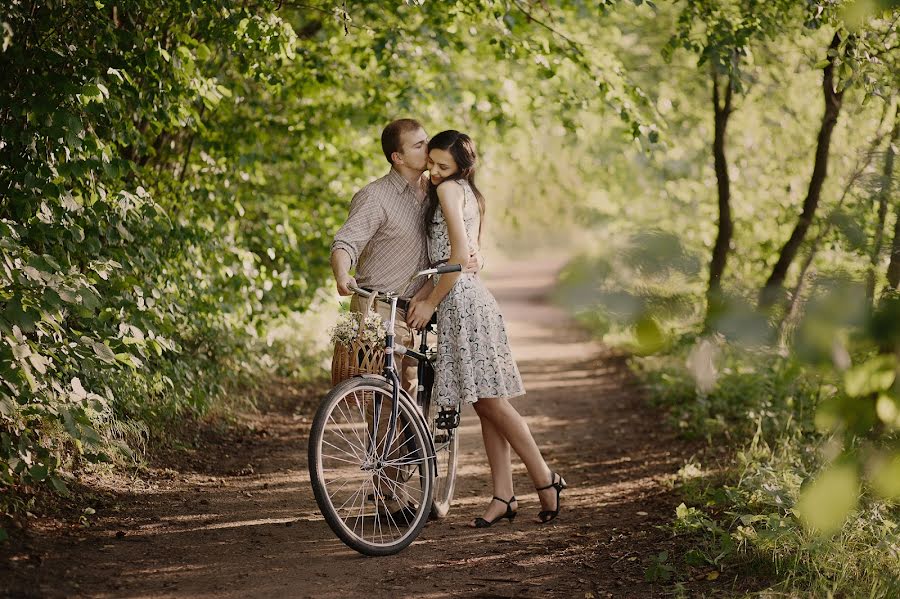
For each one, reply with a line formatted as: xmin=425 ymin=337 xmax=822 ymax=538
xmin=336 ymin=273 xmax=358 ymax=296
xmin=407 ymin=299 xmax=436 ymax=330
xmin=405 ymin=298 xmax=420 ymax=327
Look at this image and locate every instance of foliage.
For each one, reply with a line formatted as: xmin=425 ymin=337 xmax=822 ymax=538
xmin=628 ymin=339 xmax=900 ymax=596
xmin=1 ymin=0 xmax=306 ymax=514
xmin=668 ymin=419 xmax=900 ymax=596
xmin=0 ymin=0 xmax=658 ymax=533
xmin=555 ymin=2 xmax=900 ymax=592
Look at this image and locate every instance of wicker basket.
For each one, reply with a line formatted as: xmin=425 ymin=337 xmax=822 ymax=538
xmin=330 ymin=294 xmax=385 ymax=386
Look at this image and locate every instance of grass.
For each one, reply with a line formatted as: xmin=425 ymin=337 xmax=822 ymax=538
xmin=556 ymin=250 xmax=900 ymax=598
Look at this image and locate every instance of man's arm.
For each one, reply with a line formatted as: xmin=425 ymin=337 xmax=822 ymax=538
xmin=331 ymin=248 xmax=356 ymax=296
xmin=330 ymin=188 xmax=384 ymax=295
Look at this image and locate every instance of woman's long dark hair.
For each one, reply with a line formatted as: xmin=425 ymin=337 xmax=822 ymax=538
xmin=423 ymin=130 xmax=486 ymax=243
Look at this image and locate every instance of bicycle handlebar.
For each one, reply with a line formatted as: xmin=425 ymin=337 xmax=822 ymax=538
xmin=347 ymin=264 xmax=463 ymax=299
xmin=434 ymin=263 xmax=463 ymax=275
xmin=348 ymin=284 xmax=372 ymax=298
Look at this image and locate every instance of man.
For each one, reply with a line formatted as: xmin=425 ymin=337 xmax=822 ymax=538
xmin=331 ymin=118 xmax=478 ymax=397
xmin=331 ymin=118 xmax=428 ymax=397
xmin=331 ymin=119 xmax=480 ymax=524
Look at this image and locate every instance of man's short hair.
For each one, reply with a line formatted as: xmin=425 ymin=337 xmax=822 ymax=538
xmin=381 ymin=118 xmax=423 ymax=165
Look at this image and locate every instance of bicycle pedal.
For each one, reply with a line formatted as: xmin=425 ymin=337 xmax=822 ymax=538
xmin=436 ymin=408 xmax=460 ymax=430
xmin=367 ymin=492 xmax=398 ymax=502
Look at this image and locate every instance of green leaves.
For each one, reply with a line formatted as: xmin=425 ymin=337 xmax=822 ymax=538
xmin=90 ymin=340 xmax=117 ymax=365
xmin=795 ymin=464 xmax=860 ymax=535
xmin=814 ymin=354 xmax=899 ymax=435
xmin=643 ymin=550 xmax=675 ymax=582
xmin=870 ymin=453 xmax=900 ymax=499
xmin=844 ymin=355 xmax=896 ymax=397
xmin=29 ymin=463 xmax=49 ymax=482
xmin=49 ymin=475 xmax=69 ymax=495
xmin=634 ymin=313 xmax=667 ymax=355
xmin=79 ymin=83 xmax=109 ymax=104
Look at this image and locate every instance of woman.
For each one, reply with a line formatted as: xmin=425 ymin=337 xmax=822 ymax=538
xmin=407 ymin=130 xmax=566 ymax=527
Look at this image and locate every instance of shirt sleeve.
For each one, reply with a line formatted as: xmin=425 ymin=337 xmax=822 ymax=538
xmin=330 ymin=188 xmax=385 ymax=270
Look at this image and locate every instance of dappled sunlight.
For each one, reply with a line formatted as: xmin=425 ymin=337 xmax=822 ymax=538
xmin=522 ymin=367 xmax=608 ymax=382
xmin=522 ymin=376 xmax=626 ymax=392
xmin=511 ymin=341 xmax=600 ymax=364
xmin=4 ymin=255 xmax=698 ymax=599
xmin=128 ymin=516 xmax=311 ymax=537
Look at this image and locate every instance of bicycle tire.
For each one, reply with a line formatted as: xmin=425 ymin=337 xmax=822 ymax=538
xmin=422 ymin=381 xmax=459 ymax=519
xmin=308 ymin=376 xmax=434 ymax=556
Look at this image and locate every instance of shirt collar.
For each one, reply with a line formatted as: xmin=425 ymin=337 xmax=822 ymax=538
xmin=387 ymin=167 xmax=418 ymax=194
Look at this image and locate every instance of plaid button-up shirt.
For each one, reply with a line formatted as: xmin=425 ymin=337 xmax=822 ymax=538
xmin=331 ymin=169 xmax=430 ymax=298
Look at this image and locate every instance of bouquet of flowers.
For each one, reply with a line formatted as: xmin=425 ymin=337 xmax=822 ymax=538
xmin=329 ymin=311 xmax=386 ymax=348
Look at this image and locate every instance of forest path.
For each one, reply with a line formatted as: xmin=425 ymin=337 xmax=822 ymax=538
xmin=2 ymin=257 xmax=701 ymax=598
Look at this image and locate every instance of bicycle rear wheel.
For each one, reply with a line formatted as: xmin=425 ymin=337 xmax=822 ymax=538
xmin=421 ymin=362 xmax=459 ymax=519
xmin=428 ymin=410 xmax=458 ymax=519
xmin=308 ymin=377 xmax=434 ymax=556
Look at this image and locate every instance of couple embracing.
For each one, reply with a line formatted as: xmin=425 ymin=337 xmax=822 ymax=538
xmin=330 ymin=118 xmax=566 ymax=527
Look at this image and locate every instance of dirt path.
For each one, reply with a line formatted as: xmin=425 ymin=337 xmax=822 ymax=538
xmin=3 ymin=258 xmax=698 ymax=598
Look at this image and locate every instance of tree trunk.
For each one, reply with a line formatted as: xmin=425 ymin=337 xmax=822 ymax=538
xmin=888 ymin=213 xmax=900 ymax=289
xmin=759 ymin=32 xmax=845 ymax=310
xmin=867 ymin=106 xmax=899 ymax=301
xmin=777 ymin=115 xmax=889 ymax=345
xmin=704 ymin=68 xmax=735 ymax=327
xmin=887 ymin=196 xmax=900 ymax=290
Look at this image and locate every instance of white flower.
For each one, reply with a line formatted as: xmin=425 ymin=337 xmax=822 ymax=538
xmin=330 ymin=312 xmax=385 ymax=348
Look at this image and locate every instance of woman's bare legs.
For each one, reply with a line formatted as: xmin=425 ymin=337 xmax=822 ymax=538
xmin=473 ymin=397 xmax=559 ymax=521
xmin=473 ymin=411 xmax=517 ymax=523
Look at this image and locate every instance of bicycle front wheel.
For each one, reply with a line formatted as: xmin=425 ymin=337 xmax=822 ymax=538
xmin=308 ymin=377 xmax=434 ymax=556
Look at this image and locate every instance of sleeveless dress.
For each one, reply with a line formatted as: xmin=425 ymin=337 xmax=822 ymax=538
xmin=428 ymin=180 xmax=525 ymax=407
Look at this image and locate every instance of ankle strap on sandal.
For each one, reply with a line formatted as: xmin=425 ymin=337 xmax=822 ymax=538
xmin=536 ymin=473 xmax=559 ymax=491
xmin=492 ymin=496 xmax=516 ymax=506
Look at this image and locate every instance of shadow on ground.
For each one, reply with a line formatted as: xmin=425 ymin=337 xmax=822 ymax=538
xmin=2 ymin=258 xmax=720 ymax=599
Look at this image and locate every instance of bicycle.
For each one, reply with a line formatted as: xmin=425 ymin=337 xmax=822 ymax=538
xmin=308 ymin=264 xmax=463 ymax=556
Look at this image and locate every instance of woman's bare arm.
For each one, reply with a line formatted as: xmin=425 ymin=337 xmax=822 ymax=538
xmin=407 ymin=182 xmax=469 ymax=329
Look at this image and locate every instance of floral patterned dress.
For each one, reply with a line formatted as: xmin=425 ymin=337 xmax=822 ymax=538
xmin=428 ymin=180 xmax=525 ymax=406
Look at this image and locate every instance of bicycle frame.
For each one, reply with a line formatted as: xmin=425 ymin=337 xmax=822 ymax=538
xmin=349 ymin=264 xmax=461 ymax=464
xmin=378 ymin=295 xmax=402 ymax=463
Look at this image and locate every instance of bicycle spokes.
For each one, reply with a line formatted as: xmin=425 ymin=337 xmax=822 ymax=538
xmin=312 ymin=383 xmax=433 ymax=553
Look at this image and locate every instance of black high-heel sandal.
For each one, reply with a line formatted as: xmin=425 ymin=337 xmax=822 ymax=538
xmin=536 ymin=472 xmax=567 ymax=524
xmin=472 ymin=496 xmax=518 ymax=528
xmin=388 ymin=504 xmax=417 ymax=526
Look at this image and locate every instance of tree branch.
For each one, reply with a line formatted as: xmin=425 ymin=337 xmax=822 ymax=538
xmin=510 ymin=0 xmax=585 ymax=59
